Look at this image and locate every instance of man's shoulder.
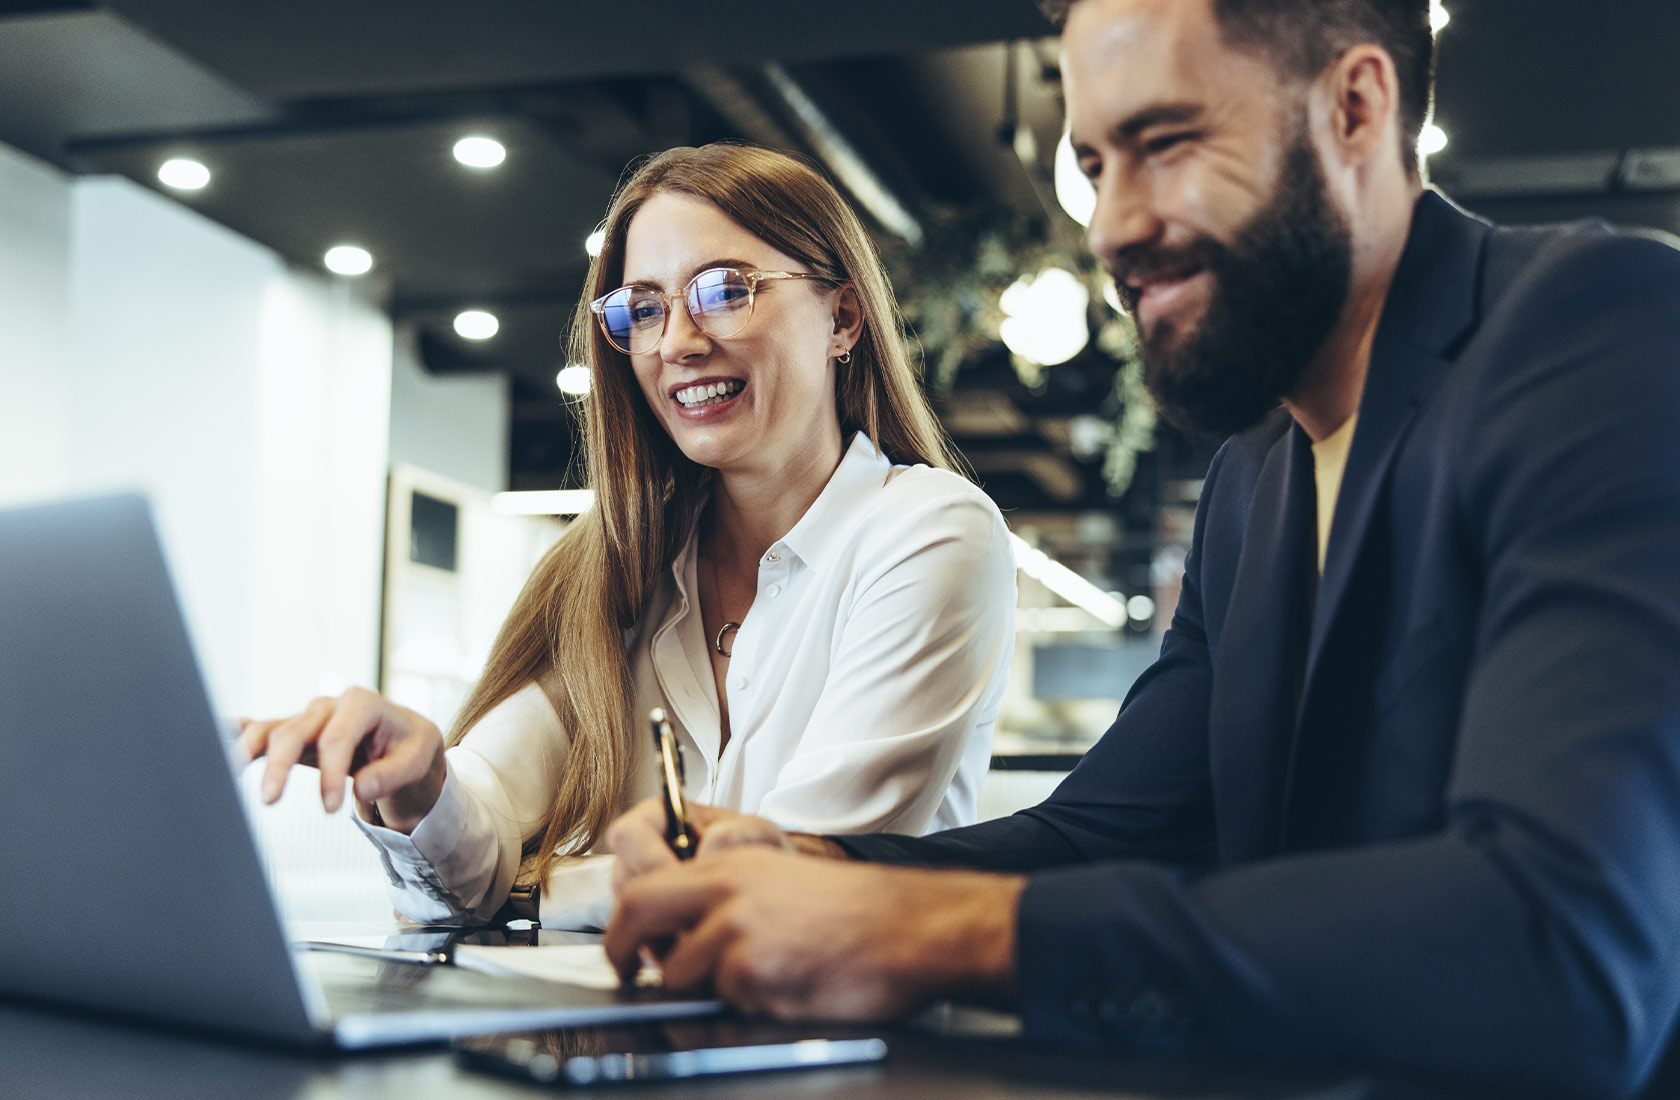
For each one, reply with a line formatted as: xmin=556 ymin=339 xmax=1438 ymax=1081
xmin=1456 ymin=215 xmax=1680 ymax=409
xmin=1481 ymin=215 xmax=1680 ymax=316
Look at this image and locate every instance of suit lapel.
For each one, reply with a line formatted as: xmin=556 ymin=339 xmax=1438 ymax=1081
xmin=1298 ymin=191 xmax=1488 ymax=704
xmin=1209 ymin=424 xmax=1316 ymax=862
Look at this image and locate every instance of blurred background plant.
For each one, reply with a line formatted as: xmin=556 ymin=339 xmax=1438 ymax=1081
xmin=885 ymin=205 xmax=1156 ymax=495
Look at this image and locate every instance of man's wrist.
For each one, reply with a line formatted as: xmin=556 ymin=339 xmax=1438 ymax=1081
xmin=939 ymin=872 xmax=1025 ymax=1006
xmin=880 ymin=869 xmax=1024 ymax=1009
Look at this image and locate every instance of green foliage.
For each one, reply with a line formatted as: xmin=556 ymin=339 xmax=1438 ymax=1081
xmin=883 ymin=205 xmax=1156 ymax=498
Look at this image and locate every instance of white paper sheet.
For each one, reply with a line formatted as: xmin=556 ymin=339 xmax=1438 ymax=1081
xmin=452 ymin=943 xmax=662 ymax=990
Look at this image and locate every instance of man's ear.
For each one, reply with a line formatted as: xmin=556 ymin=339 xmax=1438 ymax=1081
xmin=1321 ymin=44 xmax=1403 ymax=173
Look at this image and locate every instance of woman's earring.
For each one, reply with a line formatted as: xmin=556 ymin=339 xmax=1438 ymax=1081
xmin=836 ymin=348 xmax=852 ymax=365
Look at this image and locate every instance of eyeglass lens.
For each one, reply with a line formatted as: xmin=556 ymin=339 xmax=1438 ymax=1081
xmin=598 ymin=268 xmax=755 ymax=354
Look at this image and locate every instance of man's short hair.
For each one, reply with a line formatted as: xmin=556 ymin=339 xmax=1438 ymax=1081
xmin=1043 ymin=0 xmax=1436 ymax=177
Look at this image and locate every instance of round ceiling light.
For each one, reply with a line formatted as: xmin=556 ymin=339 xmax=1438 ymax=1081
xmin=453 ymin=309 xmax=500 ymax=340
xmin=1419 ymin=123 xmax=1449 ymax=158
xmin=453 ymin=135 xmax=506 ymax=169
xmin=158 ymin=158 xmax=210 ymax=191
xmin=323 ymin=245 xmax=374 ymax=277
xmin=556 ymin=364 xmax=592 ymax=395
xmin=585 ymin=228 xmax=606 ymax=258
xmin=999 ymin=268 xmax=1090 ymax=367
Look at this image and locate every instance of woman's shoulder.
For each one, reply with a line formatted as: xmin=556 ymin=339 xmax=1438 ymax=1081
xmin=876 ymin=462 xmax=1004 ymax=519
xmin=850 ymin=462 xmax=1011 ymax=559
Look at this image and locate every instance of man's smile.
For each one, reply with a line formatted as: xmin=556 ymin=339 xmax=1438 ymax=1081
xmin=1123 ymin=264 xmax=1214 ymax=334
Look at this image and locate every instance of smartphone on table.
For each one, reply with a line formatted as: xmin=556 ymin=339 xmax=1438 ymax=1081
xmin=454 ymin=1020 xmax=888 ymax=1087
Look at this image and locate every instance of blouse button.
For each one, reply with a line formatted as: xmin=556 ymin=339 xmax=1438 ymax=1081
xmin=731 ymin=674 xmax=748 ymax=692
xmin=767 ymin=583 xmax=782 ymax=599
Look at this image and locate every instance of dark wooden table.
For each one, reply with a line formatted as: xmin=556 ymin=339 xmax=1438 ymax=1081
xmin=1 ymin=995 xmax=1517 ymax=1100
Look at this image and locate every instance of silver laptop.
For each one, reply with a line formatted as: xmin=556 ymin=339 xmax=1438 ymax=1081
xmin=0 ymin=493 xmax=720 ymax=1048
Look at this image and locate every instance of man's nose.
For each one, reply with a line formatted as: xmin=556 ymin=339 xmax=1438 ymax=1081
xmin=1085 ymin=173 xmax=1161 ymax=272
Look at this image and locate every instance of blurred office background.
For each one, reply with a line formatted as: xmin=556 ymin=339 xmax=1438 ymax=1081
xmin=2 ymin=0 xmax=1676 ymax=921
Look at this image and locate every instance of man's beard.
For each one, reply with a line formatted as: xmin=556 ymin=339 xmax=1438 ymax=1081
xmin=1114 ymin=125 xmax=1354 ymax=438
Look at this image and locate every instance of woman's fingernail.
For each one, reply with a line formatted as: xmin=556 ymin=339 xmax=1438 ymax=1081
xmin=262 ymin=777 xmax=279 ymax=802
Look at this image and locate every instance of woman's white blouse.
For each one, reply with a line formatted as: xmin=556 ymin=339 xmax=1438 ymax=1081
xmin=355 ymin=433 xmax=1016 ymax=928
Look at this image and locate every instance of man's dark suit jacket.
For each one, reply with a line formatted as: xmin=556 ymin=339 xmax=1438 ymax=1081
xmin=841 ymin=192 xmax=1680 ymax=1099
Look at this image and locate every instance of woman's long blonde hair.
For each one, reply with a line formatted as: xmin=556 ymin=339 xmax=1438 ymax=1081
xmin=447 ymin=143 xmax=963 ymax=881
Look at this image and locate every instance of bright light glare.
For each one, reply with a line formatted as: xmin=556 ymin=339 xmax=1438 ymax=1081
xmin=492 ymin=489 xmax=595 ymax=515
xmin=999 ymin=268 xmax=1090 ymax=366
xmin=453 ymin=309 xmax=499 ymax=340
xmin=556 ymin=364 xmax=592 ymax=395
xmin=1127 ymin=594 xmax=1157 ymax=622
xmin=323 ymin=245 xmax=373 ymax=276
xmin=1010 ymin=534 xmax=1126 ymax=629
xmin=585 ymin=229 xmax=606 ymax=258
xmin=1018 ymin=607 xmax=1107 ymax=633
xmin=157 ymin=158 xmax=210 ymax=191
xmin=453 ymin=135 xmax=506 ymax=169
xmin=1054 ymin=132 xmax=1097 ymax=229
xmin=1419 ymin=123 xmax=1449 ymax=157
xmin=1431 ymin=2 xmax=1450 ymax=33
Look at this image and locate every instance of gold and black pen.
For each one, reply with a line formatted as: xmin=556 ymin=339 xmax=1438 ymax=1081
xmin=649 ymin=708 xmax=697 ymax=860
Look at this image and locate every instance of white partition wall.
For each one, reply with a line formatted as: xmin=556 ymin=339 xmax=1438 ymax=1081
xmin=3 ymin=154 xmax=398 ymax=714
xmin=0 ymin=144 xmax=72 ymax=504
xmin=63 ymin=175 xmax=394 ymax=715
xmin=388 ymin=327 xmax=509 ymax=495
xmin=2 ymin=149 xmax=408 ymax=921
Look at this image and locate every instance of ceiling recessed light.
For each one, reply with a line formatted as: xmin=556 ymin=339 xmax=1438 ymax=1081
xmin=585 ymin=228 xmax=606 ymax=258
xmin=556 ymin=364 xmax=592 ymax=395
xmin=453 ymin=309 xmax=499 ymax=340
xmin=323 ymin=245 xmax=373 ymax=276
xmin=158 ymin=158 xmax=210 ymax=191
xmin=1431 ymin=2 xmax=1450 ymax=33
xmin=1419 ymin=123 xmax=1449 ymax=158
xmin=453 ymin=135 xmax=506 ymax=169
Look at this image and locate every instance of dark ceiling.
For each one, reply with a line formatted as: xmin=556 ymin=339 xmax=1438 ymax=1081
xmin=3 ymin=0 xmax=1678 ymax=588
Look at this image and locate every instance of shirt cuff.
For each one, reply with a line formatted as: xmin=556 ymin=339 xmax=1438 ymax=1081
xmin=350 ymin=764 xmax=490 ymax=917
xmin=351 ymin=763 xmax=473 ymax=868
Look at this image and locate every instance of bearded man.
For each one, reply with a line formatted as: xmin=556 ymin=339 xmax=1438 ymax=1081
xmin=602 ymin=2 xmax=1680 ymax=1095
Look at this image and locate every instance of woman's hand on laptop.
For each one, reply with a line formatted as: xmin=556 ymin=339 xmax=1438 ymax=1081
xmin=606 ymin=799 xmax=846 ymax=892
xmin=237 ymin=687 xmax=447 ymax=833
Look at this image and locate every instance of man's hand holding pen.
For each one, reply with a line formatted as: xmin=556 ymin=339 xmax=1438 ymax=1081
xmin=620 ymin=709 xmax=847 ymax=889
xmin=602 ymin=807 xmax=1023 ymax=1018
xmin=605 ymin=799 xmax=805 ymax=891
xmin=604 ymin=727 xmax=1022 ymax=1019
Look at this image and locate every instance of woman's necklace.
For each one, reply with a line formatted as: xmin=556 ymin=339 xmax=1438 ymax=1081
xmin=706 ymin=539 xmax=741 ymax=658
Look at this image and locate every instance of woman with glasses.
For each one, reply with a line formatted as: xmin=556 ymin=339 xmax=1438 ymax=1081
xmin=241 ymin=143 xmax=1016 ymax=928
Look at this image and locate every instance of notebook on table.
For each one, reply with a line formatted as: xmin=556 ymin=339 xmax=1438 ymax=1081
xmin=0 ymin=493 xmax=720 ymax=1048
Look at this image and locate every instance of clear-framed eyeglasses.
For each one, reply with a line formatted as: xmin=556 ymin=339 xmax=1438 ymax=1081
xmin=589 ymin=266 xmax=832 ymax=356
